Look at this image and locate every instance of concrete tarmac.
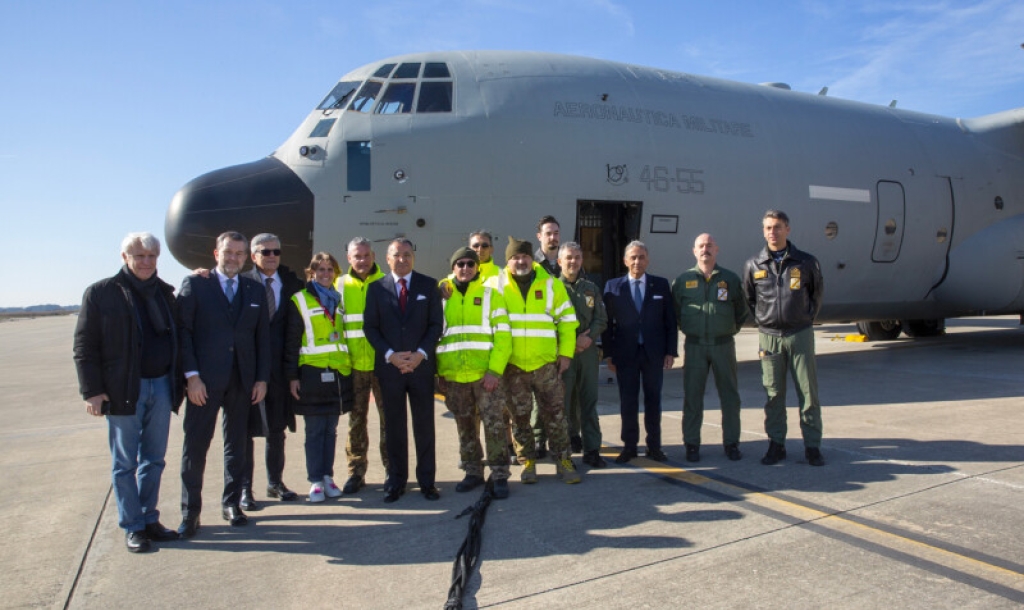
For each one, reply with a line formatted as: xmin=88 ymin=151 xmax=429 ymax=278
xmin=2 ymin=315 xmax=1023 ymax=609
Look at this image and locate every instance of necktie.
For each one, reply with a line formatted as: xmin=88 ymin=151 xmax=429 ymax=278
xmin=225 ymin=278 xmax=236 ymax=302
xmin=265 ymin=277 xmax=276 ymax=319
xmin=398 ymin=278 xmax=408 ymax=313
xmin=633 ymin=280 xmax=644 ymax=344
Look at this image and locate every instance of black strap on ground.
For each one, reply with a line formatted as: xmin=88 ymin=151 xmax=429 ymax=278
xmin=444 ymin=476 xmax=495 ymax=610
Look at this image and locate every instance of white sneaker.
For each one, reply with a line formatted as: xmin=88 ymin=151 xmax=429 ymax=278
xmin=308 ymin=482 xmax=326 ymax=503
xmin=323 ymin=475 xmax=342 ymax=498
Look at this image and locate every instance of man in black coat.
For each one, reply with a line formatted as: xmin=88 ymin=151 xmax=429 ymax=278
xmin=74 ymin=232 xmax=183 ymax=553
xmin=363 ymin=238 xmax=444 ymax=503
xmin=602 ymin=240 xmax=679 ymax=464
xmin=238 ymin=232 xmax=305 ymax=507
xmin=176 ymin=231 xmax=270 ymax=535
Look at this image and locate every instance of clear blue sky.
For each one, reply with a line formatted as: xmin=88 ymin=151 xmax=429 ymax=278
xmin=1 ymin=0 xmax=1022 ymax=307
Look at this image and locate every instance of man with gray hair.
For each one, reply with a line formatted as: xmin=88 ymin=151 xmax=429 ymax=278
xmin=602 ymin=240 xmax=678 ymax=464
xmin=239 ymin=233 xmax=305 ymax=506
xmin=335 ymin=236 xmax=388 ymax=495
xmin=558 ymin=241 xmax=608 ymax=466
xmin=74 ymin=232 xmax=183 ymax=552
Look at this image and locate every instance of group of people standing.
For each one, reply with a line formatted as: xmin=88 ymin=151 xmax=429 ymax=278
xmin=73 ymin=208 xmax=824 ymax=554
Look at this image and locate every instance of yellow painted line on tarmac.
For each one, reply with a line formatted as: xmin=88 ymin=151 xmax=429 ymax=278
xmin=605 ymin=452 xmax=1024 ymax=590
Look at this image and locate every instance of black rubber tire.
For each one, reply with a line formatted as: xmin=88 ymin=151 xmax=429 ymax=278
xmin=856 ymin=320 xmax=902 ymax=341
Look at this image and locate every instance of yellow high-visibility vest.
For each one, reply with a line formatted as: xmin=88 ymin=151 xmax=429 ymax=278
xmin=495 ymin=263 xmax=577 ymax=372
xmin=292 ymin=290 xmax=351 ymax=375
xmin=437 ymin=277 xmax=511 ymax=383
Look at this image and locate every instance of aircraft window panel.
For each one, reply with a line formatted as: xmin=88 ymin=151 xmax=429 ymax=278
xmin=316 ymin=81 xmax=361 ymax=110
xmin=423 ymin=62 xmax=450 ymax=78
xmin=348 ymin=81 xmax=383 ymax=113
xmin=347 ymin=141 xmax=371 ymax=191
xmin=373 ymin=63 xmax=396 ymax=78
xmin=375 ymin=83 xmax=416 ymax=114
xmin=309 ymin=118 xmax=336 ymax=138
xmin=393 ymin=62 xmax=421 ymax=79
xmin=416 ymin=81 xmax=452 ymax=113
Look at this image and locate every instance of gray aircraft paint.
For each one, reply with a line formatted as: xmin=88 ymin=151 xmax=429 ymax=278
xmin=166 ymin=50 xmax=1024 ymax=326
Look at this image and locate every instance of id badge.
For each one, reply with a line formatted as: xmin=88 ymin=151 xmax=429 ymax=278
xmin=329 ymin=331 xmax=340 ymax=342
xmin=321 ymin=371 xmax=336 ymax=383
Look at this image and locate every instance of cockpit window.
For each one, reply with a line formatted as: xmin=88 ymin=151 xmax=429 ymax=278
xmin=339 ymin=62 xmax=453 ymax=115
xmin=372 ymin=63 xmax=396 ymax=78
xmin=416 ymin=82 xmax=452 ymax=113
xmin=376 ymin=83 xmax=416 ymax=114
xmin=348 ymin=81 xmax=383 ymax=113
xmin=317 ymin=81 xmax=361 ymax=110
xmin=423 ymin=62 xmax=450 ymax=78
xmin=393 ymin=63 xmax=421 ymax=79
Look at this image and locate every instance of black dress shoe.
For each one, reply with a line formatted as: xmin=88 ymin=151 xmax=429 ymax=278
xmin=383 ymin=487 xmax=406 ymax=503
xmin=239 ymin=488 xmax=261 ymax=512
xmin=267 ymin=482 xmax=298 ymax=501
xmin=177 ymin=516 xmax=200 ymax=539
xmin=761 ymin=440 xmax=787 ymax=465
xmin=582 ymin=450 xmax=607 ymax=468
xmin=421 ymin=487 xmax=441 ymax=501
xmin=144 ymin=521 xmax=180 ymax=542
xmin=615 ymin=447 xmax=638 ymax=464
xmin=647 ymin=447 xmax=669 ymax=462
xmin=492 ymin=479 xmax=510 ymax=499
xmin=455 ymin=475 xmax=484 ymax=492
xmin=684 ymin=444 xmax=700 ymax=463
xmin=125 ymin=530 xmax=151 ymax=553
xmin=222 ymin=505 xmax=248 ymax=526
xmin=805 ymin=447 xmax=825 ymax=467
xmin=725 ymin=443 xmax=743 ymax=461
xmin=570 ymin=435 xmax=583 ymax=454
xmin=342 ymin=475 xmax=365 ymax=495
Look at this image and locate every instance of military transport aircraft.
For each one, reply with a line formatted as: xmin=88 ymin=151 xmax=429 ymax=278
xmin=165 ymin=50 xmax=1024 ymax=340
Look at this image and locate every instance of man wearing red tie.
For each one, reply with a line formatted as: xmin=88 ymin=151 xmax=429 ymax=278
xmin=363 ymin=239 xmax=444 ymax=503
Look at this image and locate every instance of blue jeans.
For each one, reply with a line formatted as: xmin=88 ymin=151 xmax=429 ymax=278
xmin=107 ymin=375 xmax=173 ymax=532
xmin=304 ymin=414 xmax=339 ymax=482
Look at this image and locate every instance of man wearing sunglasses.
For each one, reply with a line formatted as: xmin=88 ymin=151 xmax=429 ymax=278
xmin=240 ymin=233 xmax=305 ymax=506
xmin=436 ymin=247 xmax=513 ymax=497
xmin=468 ymin=230 xmax=500 ymax=280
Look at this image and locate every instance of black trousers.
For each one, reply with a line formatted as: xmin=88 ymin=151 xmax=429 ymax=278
xmin=180 ymin=372 xmax=250 ymax=516
xmin=615 ymin=347 xmax=664 ymax=451
xmin=243 ymin=381 xmax=289 ymax=488
xmin=377 ymin=363 xmax=435 ymax=491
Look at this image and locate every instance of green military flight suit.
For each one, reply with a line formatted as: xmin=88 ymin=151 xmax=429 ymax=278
xmin=560 ymin=274 xmax=608 ymax=454
xmin=672 ymin=264 xmax=748 ymax=448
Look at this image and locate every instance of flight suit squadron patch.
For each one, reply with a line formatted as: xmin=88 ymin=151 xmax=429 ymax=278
xmin=585 ymin=292 xmax=595 ymax=308
xmin=790 ymin=268 xmax=801 ymax=291
xmin=753 ymin=270 xmax=767 ymax=280
xmin=685 ymin=280 xmax=698 ymax=289
xmin=717 ymin=281 xmax=728 ymax=301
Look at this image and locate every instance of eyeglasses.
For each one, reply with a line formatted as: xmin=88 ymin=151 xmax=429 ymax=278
xmin=455 ymin=260 xmax=477 ymax=268
xmin=470 ymin=243 xmax=491 ymax=249
xmin=258 ymin=249 xmax=282 ymax=256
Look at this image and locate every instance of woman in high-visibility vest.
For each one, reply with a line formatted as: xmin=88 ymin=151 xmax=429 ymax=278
xmin=284 ymin=252 xmax=353 ymax=503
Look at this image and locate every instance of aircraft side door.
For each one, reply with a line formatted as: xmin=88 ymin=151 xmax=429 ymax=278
xmin=575 ymin=200 xmax=642 ymax=288
xmin=871 ymin=180 xmax=906 ymax=263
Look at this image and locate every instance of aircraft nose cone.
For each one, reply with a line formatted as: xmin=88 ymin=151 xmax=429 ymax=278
xmin=165 ymin=156 xmax=314 ymax=270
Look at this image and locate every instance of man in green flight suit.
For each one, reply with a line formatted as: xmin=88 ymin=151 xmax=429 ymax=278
xmin=672 ymin=233 xmax=748 ymax=463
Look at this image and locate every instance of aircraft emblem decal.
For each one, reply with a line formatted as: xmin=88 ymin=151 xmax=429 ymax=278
xmin=607 ymin=164 xmax=628 ymax=185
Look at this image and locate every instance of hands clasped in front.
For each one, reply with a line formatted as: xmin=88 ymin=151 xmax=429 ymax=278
xmin=388 ymin=350 xmax=425 ymax=374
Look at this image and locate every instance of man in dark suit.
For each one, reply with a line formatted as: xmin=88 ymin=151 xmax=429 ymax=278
xmin=239 ymin=233 xmax=304 ymax=508
xmin=363 ymin=238 xmax=444 ymax=503
xmin=602 ymin=240 xmax=679 ymax=464
xmin=176 ymin=231 xmax=270 ymax=535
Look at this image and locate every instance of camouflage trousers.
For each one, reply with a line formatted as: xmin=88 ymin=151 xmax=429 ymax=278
xmin=444 ymin=378 xmax=511 ymax=480
xmin=345 ymin=369 xmax=388 ymax=477
xmin=505 ymin=362 xmax=571 ymax=461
